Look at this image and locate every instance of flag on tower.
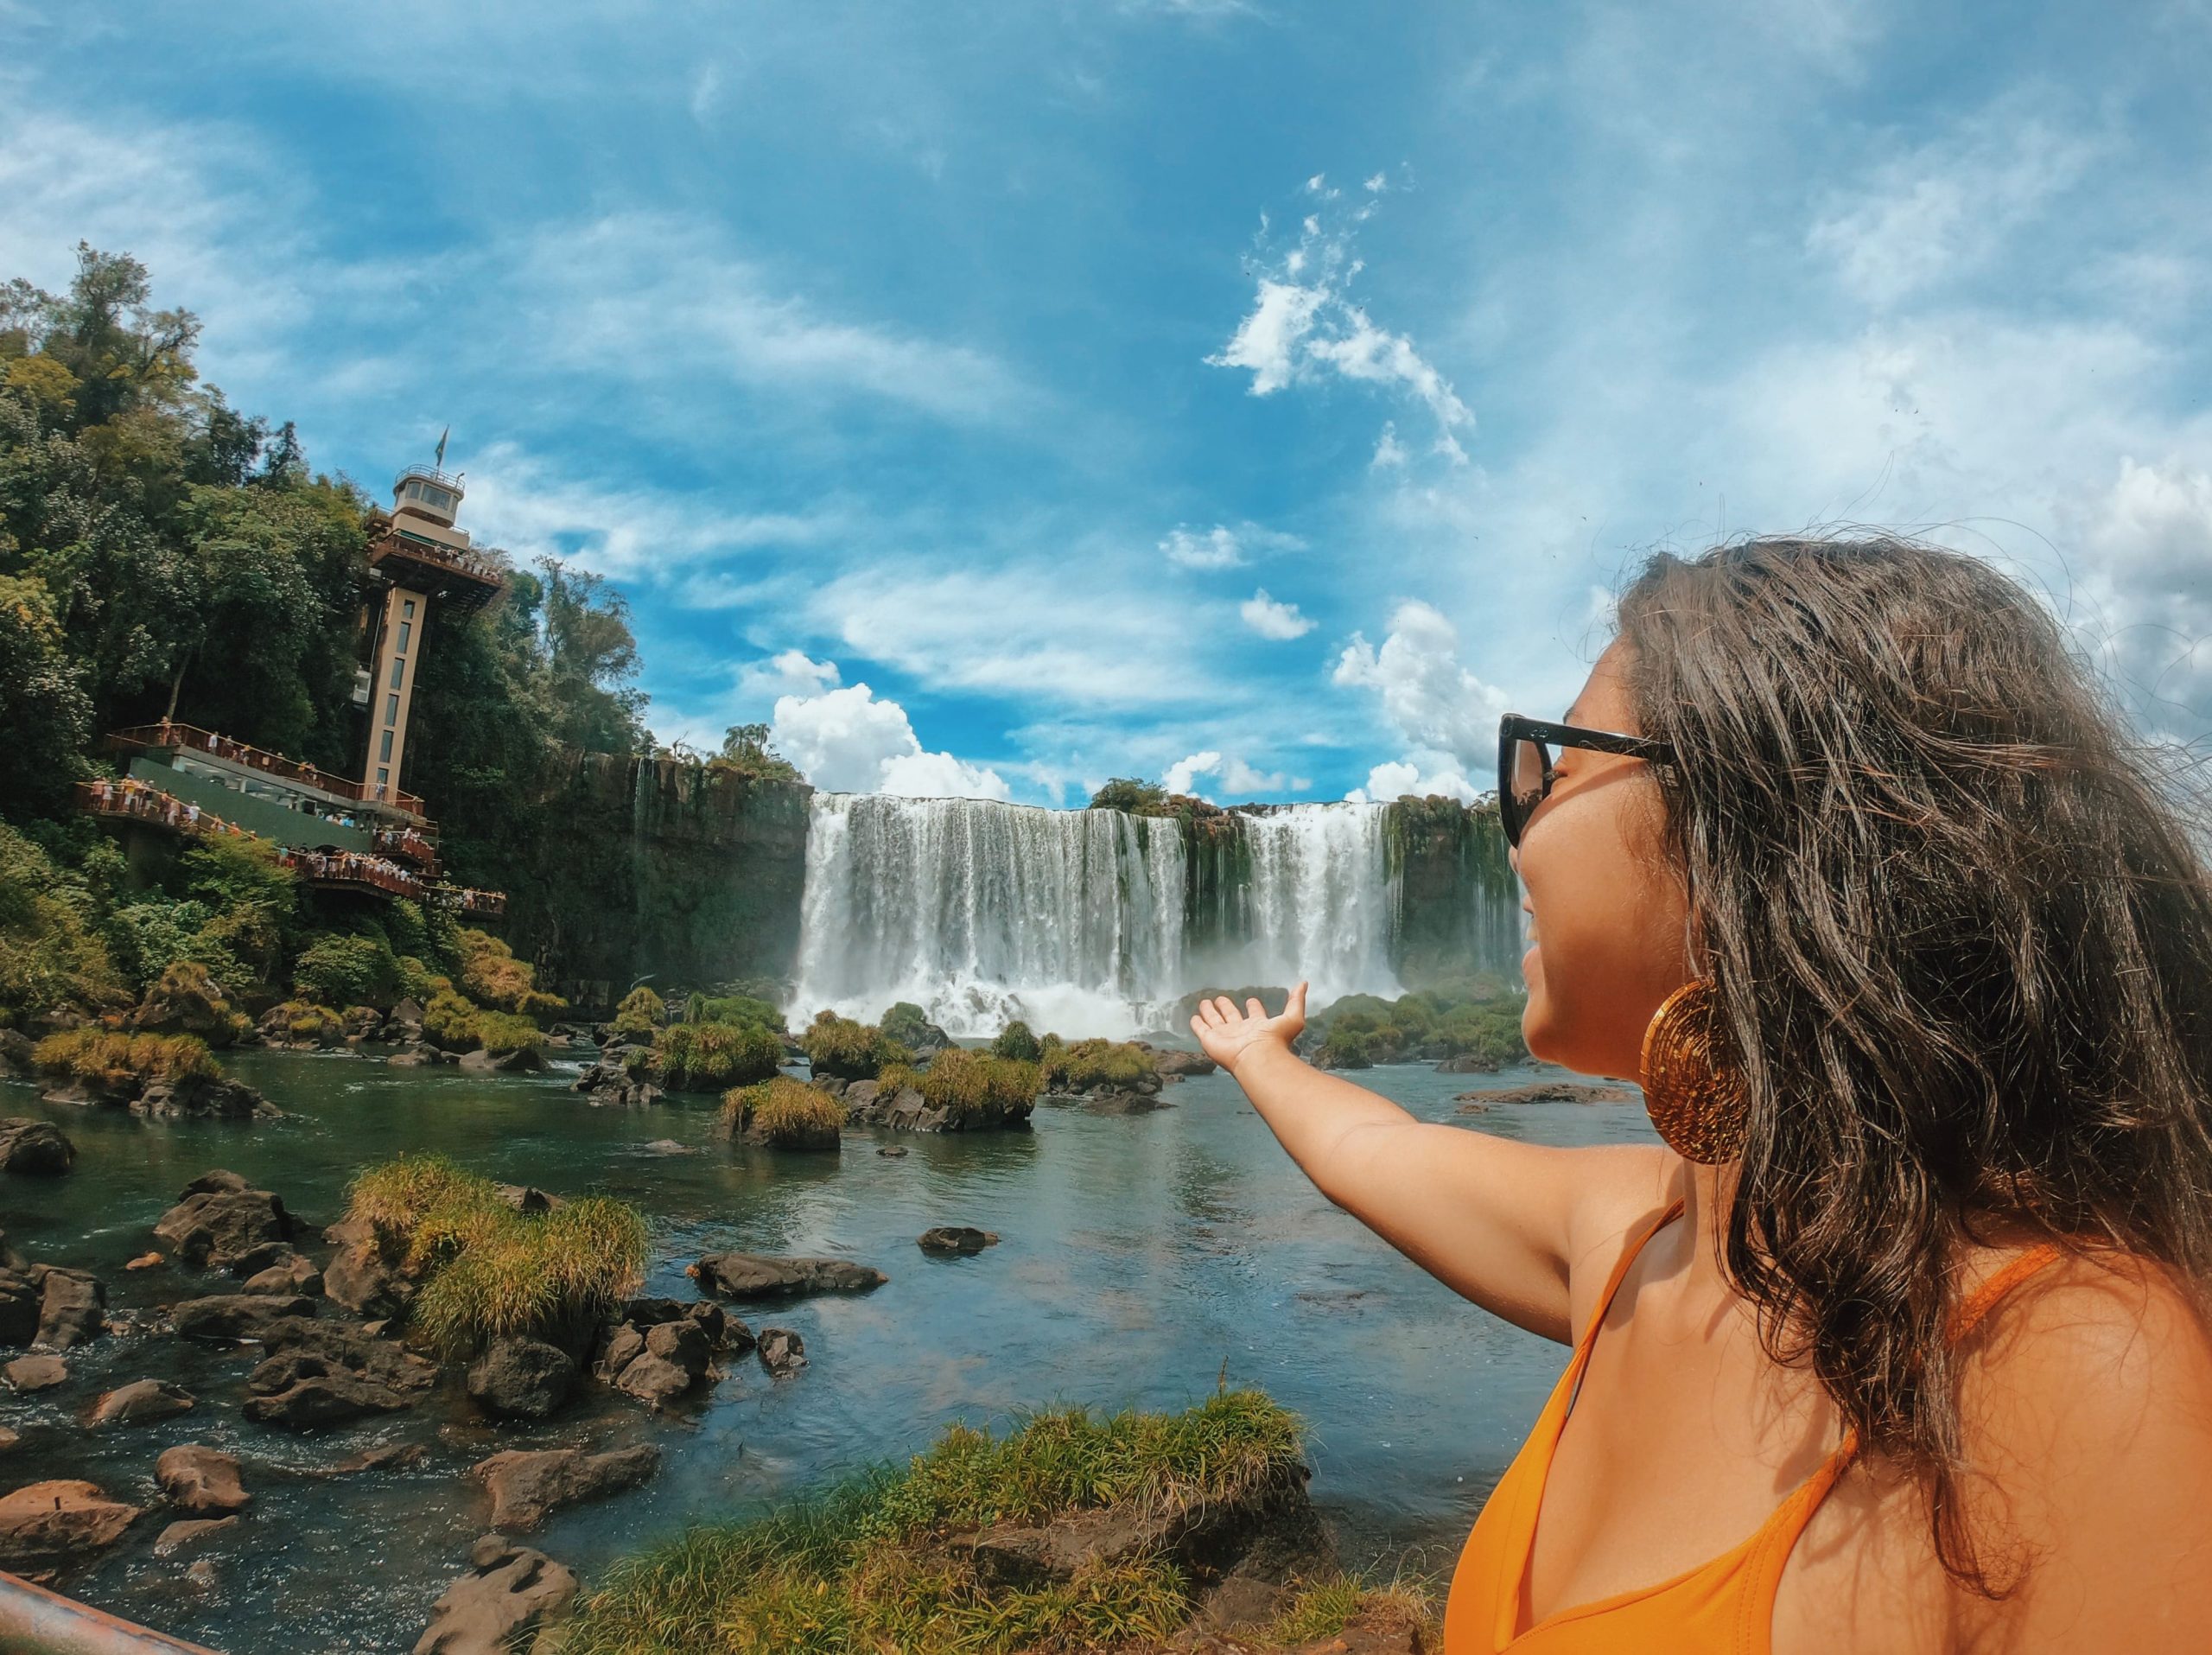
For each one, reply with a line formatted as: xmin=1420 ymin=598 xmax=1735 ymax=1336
xmin=434 ymin=426 xmax=449 ymax=468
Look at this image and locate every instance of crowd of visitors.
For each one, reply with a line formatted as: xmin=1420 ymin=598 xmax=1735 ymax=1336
xmin=77 ymin=776 xmax=250 ymax=840
xmin=276 ymin=847 xmax=426 ymax=899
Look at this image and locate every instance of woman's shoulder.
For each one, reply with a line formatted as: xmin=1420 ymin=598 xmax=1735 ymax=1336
xmin=1948 ymin=1237 xmax=2212 ymax=1643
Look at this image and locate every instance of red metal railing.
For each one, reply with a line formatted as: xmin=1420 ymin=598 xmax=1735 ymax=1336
xmin=368 ymin=526 xmax=506 ymax=589
xmin=73 ymin=780 xmax=253 ymax=842
xmin=441 ymin=886 xmax=507 ymax=918
xmin=276 ymin=848 xmax=424 ymax=901
xmin=372 ymin=825 xmax=441 ymax=872
xmin=106 ymin=722 xmax=428 ymax=818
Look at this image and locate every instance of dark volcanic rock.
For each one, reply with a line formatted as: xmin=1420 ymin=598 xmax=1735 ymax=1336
xmin=238 ymin=1316 xmax=436 ymax=1427
xmin=756 ymin=1327 xmax=805 ymax=1377
xmin=918 ymin=1226 xmax=1000 ymax=1256
xmin=470 ymin=1442 xmax=660 ymax=1531
xmin=243 ymin=1254 xmax=323 ymax=1296
xmin=173 ymin=1293 xmax=319 ymax=1343
xmin=1150 ymin=1047 xmax=1219 ymax=1078
xmin=570 ymin=1060 xmax=662 ymax=1109
xmin=156 ymin=1446 xmax=250 ymax=1515
xmin=460 ymin=1046 xmax=550 ymax=1075
xmin=690 ymin=1252 xmax=887 ymax=1301
xmin=34 ymin=1267 xmax=105 ymax=1350
xmin=87 ymin=1378 xmax=195 ymax=1427
xmin=0 ymin=1480 xmax=141 ymax=1575
xmin=1436 ymin=1052 xmax=1508 ymax=1074
xmin=0 ymin=1118 xmax=74 ymax=1176
xmin=155 ymin=1172 xmax=303 ymax=1268
xmin=132 ymin=1075 xmax=279 ymax=1120
xmin=466 ymin=1335 xmax=578 ymax=1420
xmin=413 ymin=1534 xmax=578 ymax=1655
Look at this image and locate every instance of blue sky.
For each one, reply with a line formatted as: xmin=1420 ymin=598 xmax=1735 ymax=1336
xmin=4 ymin=1 xmax=2209 ymax=805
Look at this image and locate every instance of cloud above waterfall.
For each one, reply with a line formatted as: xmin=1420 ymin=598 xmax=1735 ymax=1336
xmin=771 ymin=680 xmax=1011 ymax=800
xmin=1207 ymin=177 xmax=1472 ymax=463
xmin=1162 ymin=750 xmax=1310 ymax=799
xmin=740 ymin=648 xmax=842 ymax=700
xmin=1331 ymin=601 xmax=1510 ymax=795
xmin=1346 ymin=760 xmax=1479 ymax=805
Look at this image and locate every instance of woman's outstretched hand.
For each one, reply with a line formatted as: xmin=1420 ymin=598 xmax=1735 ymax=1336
xmin=1190 ymin=982 xmax=1309 ymax=1076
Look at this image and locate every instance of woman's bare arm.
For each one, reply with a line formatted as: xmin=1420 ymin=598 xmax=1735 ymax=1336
xmin=1193 ymin=986 xmax=1670 ymax=1344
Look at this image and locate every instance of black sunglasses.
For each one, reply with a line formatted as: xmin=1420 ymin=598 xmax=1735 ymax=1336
xmin=1497 ymin=712 xmax=1677 ymax=850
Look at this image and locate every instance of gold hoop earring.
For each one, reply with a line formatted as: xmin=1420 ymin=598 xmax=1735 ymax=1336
xmin=1638 ymin=977 xmax=1748 ymax=1164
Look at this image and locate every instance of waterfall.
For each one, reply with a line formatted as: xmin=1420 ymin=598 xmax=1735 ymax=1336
xmin=1238 ymin=805 xmax=1404 ymax=1004
xmin=790 ymin=795 xmax=1188 ymax=1038
xmin=789 ymin=795 xmax=1429 ymax=1037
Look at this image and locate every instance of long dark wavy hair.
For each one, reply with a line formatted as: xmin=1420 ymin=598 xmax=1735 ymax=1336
xmin=1611 ymin=535 xmax=2212 ymax=1595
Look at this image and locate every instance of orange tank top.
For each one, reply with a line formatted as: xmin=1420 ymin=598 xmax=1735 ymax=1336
xmin=1441 ymin=1200 xmax=2063 ymax=1654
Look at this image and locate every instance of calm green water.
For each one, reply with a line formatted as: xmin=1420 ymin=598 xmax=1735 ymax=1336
xmin=0 ymin=1049 xmax=1656 ymax=1652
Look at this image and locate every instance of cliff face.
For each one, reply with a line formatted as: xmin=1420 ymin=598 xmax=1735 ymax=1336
xmin=505 ymin=751 xmax=811 ymax=1011
xmin=1382 ymin=798 xmax=1523 ymax=987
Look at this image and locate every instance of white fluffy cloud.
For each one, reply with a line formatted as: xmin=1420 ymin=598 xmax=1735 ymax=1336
xmin=771 ymin=681 xmax=1009 ymax=799
xmin=1160 ymin=521 xmax=1305 ymax=570
xmin=1161 ymin=750 xmax=1306 ymax=800
xmin=1345 ymin=760 xmax=1479 ymax=805
xmin=1209 ymin=186 xmax=1472 ymax=461
xmin=738 ymin=647 xmax=841 ymax=700
xmin=1240 ymin=588 xmax=1315 ymax=640
xmin=1332 ymin=600 xmax=1510 ymax=768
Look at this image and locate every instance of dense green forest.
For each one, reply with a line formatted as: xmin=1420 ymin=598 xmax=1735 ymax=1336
xmin=0 ymin=245 xmax=788 ymax=1033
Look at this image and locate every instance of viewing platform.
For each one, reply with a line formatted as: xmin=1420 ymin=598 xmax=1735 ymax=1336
xmin=107 ymin=721 xmax=429 ymax=821
xmin=73 ymin=778 xmax=254 ymax=843
xmin=372 ymin=824 xmax=442 ymax=875
xmin=365 ymin=468 xmax=505 ymax=611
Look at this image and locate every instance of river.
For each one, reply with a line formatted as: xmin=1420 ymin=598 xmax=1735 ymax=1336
xmin=0 ymin=1048 xmax=1656 ymax=1652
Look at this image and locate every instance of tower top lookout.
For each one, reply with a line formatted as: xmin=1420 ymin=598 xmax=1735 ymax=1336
xmin=392 ymin=463 xmax=465 ymax=531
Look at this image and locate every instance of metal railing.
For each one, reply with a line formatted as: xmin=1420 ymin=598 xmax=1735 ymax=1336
xmin=368 ymin=525 xmax=505 ymax=589
xmin=106 ymin=722 xmax=428 ymax=818
xmin=73 ymin=780 xmax=252 ymax=843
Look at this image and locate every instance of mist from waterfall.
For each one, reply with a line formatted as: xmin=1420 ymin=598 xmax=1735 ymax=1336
xmin=789 ymin=794 xmax=1414 ymax=1038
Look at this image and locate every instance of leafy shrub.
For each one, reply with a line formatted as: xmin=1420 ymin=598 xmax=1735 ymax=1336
xmin=801 ymin=1011 xmax=910 ymax=1080
xmin=264 ymin=999 xmax=345 ymax=1045
xmin=457 ymin=927 xmax=565 ymax=1021
xmin=33 ymin=1028 xmax=219 ymax=1087
xmin=474 ymin=1011 xmax=543 ymax=1056
xmin=879 ymin=1002 xmax=944 ymax=1050
xmin=293 ymin=932 xmax=401 ymax=1009
xmin=721 ymin=1076 xmax=847 ymax=1147
xmin=346 ymin=1155 xmax=648 ymax=1357
xmin=134 ymin=959 xmax=251 ymax=1046
xmin=1317 ymin=1027 xmax=1372 ymax=1070
xmin=685 ymin=993 xmax=785 ymax=1034
xmin=610 ymin=984 xmax=664 ymax=1038
xmin=990 ymin=1020 xmax=1041 ymax=1062
xmin=657 ymin=1021 xmax=784 ymax=1091
xmin=1087 ymin=777 xmax=1169 ymax=813
xmin=908 ymin=1048 xmax=1041 ymax=1123
xmin=1039 ymin=1037 xmax=1156 ymax=1093
xmin=424 ymin=986 xmax=486 ymax=1053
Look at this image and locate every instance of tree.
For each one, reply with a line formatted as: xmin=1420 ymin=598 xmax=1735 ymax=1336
xmin=0 ymin=573 xmax=92 ymax=815
xmin=716 ymin=722 xmax=802 ymax=783
xmin=1089 ymin=777 xmax=1167 ymax=813
xmin=538 ymin=557 xmax=651 ymax=754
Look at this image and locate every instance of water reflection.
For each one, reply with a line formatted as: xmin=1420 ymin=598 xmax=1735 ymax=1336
xmin=0 ymin=1051 xmax=1653 ymax=1651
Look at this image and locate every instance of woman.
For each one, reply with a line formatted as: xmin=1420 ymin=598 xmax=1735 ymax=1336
xmin=1191 ymin=538 xmax=2212 ymax=1652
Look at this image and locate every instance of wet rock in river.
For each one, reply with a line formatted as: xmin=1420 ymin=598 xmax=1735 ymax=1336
xmin=154 ymin=1170 xmax=304 ymax=1269
xmin=173 ymin=1293 xmax=320 ymax=1343
xmin=466 ymin=1334 xmax=578 ymax=1420
xmin=154 ymin=1516 xmax=238 ymax=1557
xmin=1452 ymin=1081 xmax=1637 ymax=1107
xmin=321 ymin=1214 xmax=411 ymax=1319
xmin=4 ymin=1354 xmax=67 ymax=1392
xmin=242 ymin=1252 xmax=322 ymax=1296
xmin=0 ymin=1270 xmax=41 ymax=1346
xmin=133 ymin=1075 xmax=279 ymax=1120
xmin=0 ymin=1480 xmax=142 ymax=1576
xmin=757 ymin=1327 xmax=805 ymax=1377
xmin=460 ymin=1046 xmax=550 ymax=1075
xmin=0 ymin=1118 xmax=74 ymax=1176
xmin=470 ymin=1442 xmax=660 ymax=1531
xmin=157 ymin=1445 xmax=250 ymax=1515
xmin=594 ymin=1298 xmax=747 ymax=1406
xmin=1149 ymin=1047 xmax=1219 ymax=1079
xmin=496 ymin=1184 xmax=563 ymax=1215
xmin=918 ymin=1226 xmax=1000 ymax=1256
xmin=690 ymin=1252 xmax=887 ymax=1301
xmin=1436 ymin=1052 xmax=1507 ymax=1074
xmin=414 ymin=1534 xmax=578 ymax=1655
xmin=569 ymin=1059 xmax=661 ymax=1109
xmin=87 ymin=1378 xmax=195 ymax=1427
xmin=324 ymin=1442 xmax=429 ymax=1475
xmin=241 ymin=1316 xmax=438 ymax=1428
xmin=33 ymin=1266 xmax=105 ymax=1350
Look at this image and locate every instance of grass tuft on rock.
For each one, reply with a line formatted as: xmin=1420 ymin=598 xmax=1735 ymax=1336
xmin=801 ymin=1011 xmax=911 ymax=1080
xmin=561 ymin=1389 xmax=1309 ymax=1655
xmin=33 ymin=1028 xmax=219 ymax=1086
xmin=658 ymin=1021 xmax=784 ymax=1091
xmin=889 ymin=1048 xmax=1040 ymax=1124
xmin=342 ymin=1153 xmax=647 ymax=1356
xmin=1039 ymin=1036 xmax=1156 ymax=1093
xmin=723 ymin=1076 xmax=847 ymax=1147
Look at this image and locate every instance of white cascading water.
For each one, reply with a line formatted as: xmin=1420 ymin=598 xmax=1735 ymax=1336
xmin=1239 ymin=805 xmax=1404 ymax=1004
xmin=789 ymin=795 xmax=1189 ymax=1038
xmin=788 ymin=795 xmax=1405 ymax=1038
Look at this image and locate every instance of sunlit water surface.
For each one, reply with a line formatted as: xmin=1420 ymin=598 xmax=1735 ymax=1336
xmin=0 ymin=1050 xmax=1655 ymax=1652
